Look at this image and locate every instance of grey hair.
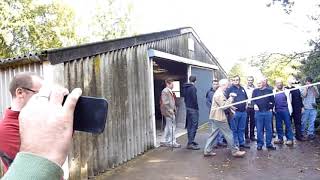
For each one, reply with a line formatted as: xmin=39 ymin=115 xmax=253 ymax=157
xmin=219 ymin=79 xmax=229 ymax=86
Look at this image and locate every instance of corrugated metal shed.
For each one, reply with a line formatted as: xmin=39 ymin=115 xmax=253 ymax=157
xmin=0 ymin=27 xmax=227 ymax=179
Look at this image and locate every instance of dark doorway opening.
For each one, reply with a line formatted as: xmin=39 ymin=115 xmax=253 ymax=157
xmin=152 ymin=57 xmax=188 ymax=146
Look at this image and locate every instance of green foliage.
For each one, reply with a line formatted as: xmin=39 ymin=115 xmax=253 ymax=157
xmin=0 ymin=0 xmax=133 ymax=59
xmin=228 ymin=62 xmax=245 ymax=78
xmin=91 ymin=0 xmax=133 ymax=41
xmin=0 ymin=0 xmax=78 ymax=58
xmin=300 ymin=49 xmax=320 ymax=82
xmin=250 ymin=53 xmax=301 ymax=86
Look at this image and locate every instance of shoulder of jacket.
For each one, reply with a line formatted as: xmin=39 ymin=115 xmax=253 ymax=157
xmin=162 ymin=88 xmax=169 ymax=93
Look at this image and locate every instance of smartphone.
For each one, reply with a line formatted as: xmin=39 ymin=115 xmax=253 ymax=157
xmin=63 ymin=96 xmax=108 ymax=134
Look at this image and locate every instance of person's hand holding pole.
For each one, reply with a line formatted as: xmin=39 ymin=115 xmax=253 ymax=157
xmin=19 ymin=85 xmax=82 ymax=166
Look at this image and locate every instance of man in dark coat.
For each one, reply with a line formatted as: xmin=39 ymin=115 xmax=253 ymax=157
xmin=183 ymin=76 xmax=200 ymax=150
xmin=286 ymin=77 xmax=305 ymax=141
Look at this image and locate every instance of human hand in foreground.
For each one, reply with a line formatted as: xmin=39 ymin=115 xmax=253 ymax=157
xmin=19 ymin=85 xmax=82 ymax=166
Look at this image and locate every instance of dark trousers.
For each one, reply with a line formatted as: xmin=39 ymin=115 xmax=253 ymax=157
xmin=186 ymin=108 xmax=199 ymax=145
xmin=291 ymin=109 xmax=302 ymax=139
xmin=245 ymin=107 xmax=255 ymax=139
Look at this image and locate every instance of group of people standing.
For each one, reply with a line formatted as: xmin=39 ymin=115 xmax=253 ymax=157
xmin=159 ymin=74 xmax=319 ymax=158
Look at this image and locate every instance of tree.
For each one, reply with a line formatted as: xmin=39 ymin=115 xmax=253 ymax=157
xmin=90 ymin=0 xmax=133 ymax=41
xmin=229 ymin=62 xmax=245 ymax=78
xmin=228 ymin=58 xmax=263 ymax=85
xmin=250 ymin=53 xmax=301 ymax=86
xmin=266 ymin=0 xmax=295 ymax=14
xmin=0 ymin=0 xmax=78 ymax=58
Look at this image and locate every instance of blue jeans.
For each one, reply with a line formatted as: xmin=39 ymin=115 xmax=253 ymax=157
xmin=275 ymin=111 xmax=293 ymax=141
xmin=229 ymin=111 xmax=247 ymax=146
xmin=204 ymin=120 xmax=239 ymax=154
xmin=255 ymin=111 xmax=273 ymax=147
xmin=301 ymin=109 xmax=318 ymax=135
xmin=186 ymin=108 xmax=199 ymax=145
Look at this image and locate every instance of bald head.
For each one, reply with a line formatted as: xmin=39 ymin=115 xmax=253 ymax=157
xmin=256 ymin=76 xmax=267 ymax=89
xmin=10 ymin=73 xmax=42 ymax=97
xmin=10 ymin=72 xmax=43 ymax=111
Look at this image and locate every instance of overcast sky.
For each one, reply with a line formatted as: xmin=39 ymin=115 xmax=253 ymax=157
xmin=67 ymin=0 xmax=319 ymax=72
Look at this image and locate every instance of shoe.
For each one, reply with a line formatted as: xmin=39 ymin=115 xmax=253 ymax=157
xmin=232 ymin=150 xmax=246 ymax=157
xmin=250 ymin=137 xmax=257 ymax=141
xmin=267 ymin=146 xmax=276 ymax=150
xmin=285 ymin=140 xmax=293 ymax=146
xmin=240 ymin=144 xmax=251 ymax=149
xmin=274 ymin=139 xmax=284 ymax=144
xmin=257 ymin=146 xmax=262 ymax=151
xmin=204 ymin=151 xmax=217 ymax=157
xmin=187 ymin=144 xmax=200 ymax=150
xmin=308 ymin=135 xmax=316 ymax=140
xmin=192 ymin=142 xmax=199 ymax=146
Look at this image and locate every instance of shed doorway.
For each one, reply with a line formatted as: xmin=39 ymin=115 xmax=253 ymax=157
xmin=152 ymin=57 xmax=188 ymax=147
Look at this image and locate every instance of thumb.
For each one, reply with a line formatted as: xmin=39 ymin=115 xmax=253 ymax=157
xmin=62 ymin=88 xmax=82 ymax=122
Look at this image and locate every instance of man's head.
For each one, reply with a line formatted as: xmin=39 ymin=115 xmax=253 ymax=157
xmin=288 ymin=76 xmax=297 ymax=86
xmin=233 ymin=75 xmax=241 ymax=86
xmin=247 ymin=76 xmax=254 ymax=86
xmin=229 ymin=77 xmax=234 ymax=86
xmin=218 ymin=79 xmax=230 ymax=91
xmin=275 ymin=78 xmax=284 ymax=90
xmin=189 ymin=76 xmax=196 ymax=83
xmin=165 ymin=78 xmax=174 ymax=90
xmin=256 ymin=76 xmax=267 ymax=89
xmin=305 ymin=77 xmax=313 ymax=85
xmin=10 ymin=72 xmax=43 ymax=111
xmin=212 ymin=79 xmax=219 ymax=90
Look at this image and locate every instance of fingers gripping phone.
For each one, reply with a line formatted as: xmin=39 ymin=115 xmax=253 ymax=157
xmin=63 ymin=96 xmax=108 ymax=134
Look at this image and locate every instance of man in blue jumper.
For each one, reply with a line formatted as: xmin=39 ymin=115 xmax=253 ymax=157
xmin=273 ymin=79 xmax=294 ymax=146
xmin=226 ymin=75 xmax=250 ymax=150
xmin=252 ymin=77 xmax=276 ymax=150
xmin=183 ymin=76 xmax=200 ymax=150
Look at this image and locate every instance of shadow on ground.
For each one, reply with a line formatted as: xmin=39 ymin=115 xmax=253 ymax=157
xmin=96 ymin=126 xmax=320 ymax=180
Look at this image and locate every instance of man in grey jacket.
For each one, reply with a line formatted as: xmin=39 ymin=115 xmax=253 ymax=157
xmin=160 ymin=78 xmax=181 ymax=148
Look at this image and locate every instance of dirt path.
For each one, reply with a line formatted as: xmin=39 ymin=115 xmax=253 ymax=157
xmin=96 ymin=127 xmax=320 ymax=180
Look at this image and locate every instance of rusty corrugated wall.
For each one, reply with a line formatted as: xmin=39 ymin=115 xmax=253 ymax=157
xmin=65 ymin=45 xmax=154 ymax=179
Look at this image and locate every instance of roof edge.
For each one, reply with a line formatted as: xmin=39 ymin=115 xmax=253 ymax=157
xmin=45 ymin=27 xmax=193 ymax=65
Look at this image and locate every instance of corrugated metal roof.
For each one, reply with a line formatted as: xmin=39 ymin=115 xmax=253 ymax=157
xmin=0 ymin=27 xmax=226 ymax=75
xmin=0 ymin=53 xmax=44 ymax=68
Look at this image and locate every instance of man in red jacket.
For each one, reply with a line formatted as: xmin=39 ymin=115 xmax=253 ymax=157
xmin=0 ymin=72 xmax=43 ymax=173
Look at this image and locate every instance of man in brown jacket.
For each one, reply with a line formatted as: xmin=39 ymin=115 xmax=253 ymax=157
xmin=204 ymin=79 xmax=246 ymax=157
xmin=160 ymin=78 xmax=181 ymax=148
